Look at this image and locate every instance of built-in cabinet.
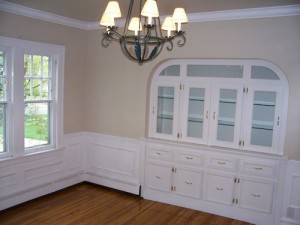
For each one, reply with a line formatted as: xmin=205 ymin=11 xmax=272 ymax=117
xmin=150 ymin=59 xmax=289 ymax=155
xmin=145 ymin=59 xmax=289 ymax=225
xmin=143 ymin=139 xmax=286 ymax=225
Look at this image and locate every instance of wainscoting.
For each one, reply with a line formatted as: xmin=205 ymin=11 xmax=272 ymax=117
xmin=0 ymin=132 xmax=299 ymax=225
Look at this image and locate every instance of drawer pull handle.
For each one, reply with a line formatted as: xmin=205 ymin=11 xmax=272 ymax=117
xmin=185 ymin=182 xmax=192 ymax=185
xmin=185 ymin=156 xmax=194 ymax=160
xmin=216 ymin=187 xmax=223 ymax=191
xmin=251 ymin=194 xmax=261 ymax=198
xmin=218 ymin=161 xmax=226 ymax=165
xmin=156 ymin=152 xmax=162 ymax=155
xmin=254 ymin=167 xmax=263 ymax=170
xmin=155 ymin=176 xmax=161 ymax=179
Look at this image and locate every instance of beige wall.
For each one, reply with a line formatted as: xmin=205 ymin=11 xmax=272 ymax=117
xmin=1 ymin=11 xmax=300 ymax=160
xmin=0 ymin=11 xmax=86 ymax=134
xmin=85 ymin=16 xmax=300 ymax=160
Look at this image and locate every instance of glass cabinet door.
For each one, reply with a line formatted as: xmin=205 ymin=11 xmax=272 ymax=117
xmin=181 ymin=82 xmax=210 ymax=144
xmin=151 ymin=81 xmax=180 ymax=140
xmin=244 ymin=86 xmax=282 ymax=153
xmin=210 ymin=84 xmax=244 ymax=148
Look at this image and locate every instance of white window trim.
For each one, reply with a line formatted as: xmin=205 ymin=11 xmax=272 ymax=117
xmin=0 ymin=36 xmax=64 ymax=159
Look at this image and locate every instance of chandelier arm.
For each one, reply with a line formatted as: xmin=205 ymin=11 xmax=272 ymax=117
xmin=175 ymin=32 xmax=187 ymax=47
xmin=165 ymin=38 xmax=174 ymax=51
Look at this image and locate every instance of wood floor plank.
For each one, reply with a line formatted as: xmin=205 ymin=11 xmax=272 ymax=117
xmin=0 ymin=183 xmax=253 ymax=225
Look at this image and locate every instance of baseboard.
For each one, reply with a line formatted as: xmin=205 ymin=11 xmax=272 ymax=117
xmin=0 ymin=172 xmax=84 ymax=211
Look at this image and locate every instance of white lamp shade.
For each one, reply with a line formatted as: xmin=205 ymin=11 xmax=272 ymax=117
xmin=128 ymin=17 xmax=142 ymax=35
xmin=162 ymin=17 xmax=176 ymax=31
xmin=173 ymin=8 xmax=188 ymax=23
xmin=100 ymin=14 xmax=115 ymax=27
xmin=141 ymin=0 xmax=159 ymax=17
xmin=103 ymin=1 xmax=121 ymax=18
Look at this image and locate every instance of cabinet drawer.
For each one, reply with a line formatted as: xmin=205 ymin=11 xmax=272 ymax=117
xmin=240 ymin=159 xmax=277 ymax=178
xmin=206 ymin=155 xmax=237 ymax=172
xmin=146 ymin=148 xmax=173 ymax=162
xmin=174 ymin=151 xmax=203 ymax=167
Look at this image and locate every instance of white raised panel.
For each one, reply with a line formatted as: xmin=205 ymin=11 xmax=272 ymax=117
xmin=145 ymin=162 xmax=172 ymax=192
xmin=204 ymin=171 xmax=235 ymax=205
xmin=238 ymin=178 xmax=274 ymax=213
xmin=290 ymin=175 xmax=300 ymax=208
xmin=175 ymin=167 xmax=202 ymax=199
xmin=0 ymin=172 xmax=16 ymax=187
xmin=87 ymin=143 xmax=136 ymax=177
xmin=68 ymin=143 xmax=82 ymax=169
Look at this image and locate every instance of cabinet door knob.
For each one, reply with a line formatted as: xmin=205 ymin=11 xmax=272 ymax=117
xmin=155 ymin=176 xmax=161 ymax=179
xmin=185 ymin=182 xmax=192 ymax=185
xmin=218 ymin=161 xmax=226 ymax=165
xmin=216 ymin=187 xmax=224 ymax=191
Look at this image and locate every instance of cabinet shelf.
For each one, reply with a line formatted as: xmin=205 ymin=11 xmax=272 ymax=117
xmin=253 ymin=100 xmax=275 ymax=107
xmin=219 ymin=98 xmax=236 ymax=104
xmin=158 ymin=95 xmax=174 ymax=100
xmin=188 ymin=117 xmax=203 ymax=123
xmin=218 ymin=117 xmax=235 ymax=127
xmin=157 ymin=114 xmax=173 ymax=120
xmin=252 ymin=121 xmax=274 ymax=131
xmin=189 ymin=96 xmax=204 ymax=102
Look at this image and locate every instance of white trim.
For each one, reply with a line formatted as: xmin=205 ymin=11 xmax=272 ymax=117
xmin=0 ymin=0 xmax=299 ymax=30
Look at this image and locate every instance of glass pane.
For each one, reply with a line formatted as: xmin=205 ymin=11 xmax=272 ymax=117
xmin=0 ymin=50 xmax=4 ymax=76
xmin=250 ymin=91 xmax=276 ymax=147
xmin=33 ymin=55 xmax=42 ymax=76
xmin=159 ymin=65 xmax=180 ymax=76
xmin=0 ymin=78 xmax=7 ymax=101
xmin=24 ymin=54 xmax=32 ymax=76
xmin=187 ymin=65 xmax=243 ymax=78
xmin=251 ymin=66 xmax=279 ymax=80
xmin=217 ymin=89 xmax=237 ymax=142
xmin=24 ymin=54 xmax=51 ymax=100
xmin=0 ymin=104 xmax=6 ymax=153
xmin=42 ymin=56 xmax=50 ymax=77
xmin=187 ymin=88 xmax=205 ymax=138
xmin=25 ymin=102 xmax=50 ymax=149
xmin=156 ymin=87 xmax=174 ymax=135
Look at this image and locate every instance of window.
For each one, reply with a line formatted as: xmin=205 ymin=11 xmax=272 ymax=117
xmin=0 ymin=48 xmax=8 ymax=155
xmin=24 ymin=54 xmax=53 ymax=149
xmin=0 ymin=36 xmax=64 ymax=158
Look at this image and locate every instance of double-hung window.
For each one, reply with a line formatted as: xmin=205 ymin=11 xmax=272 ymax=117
xmin=0 ymin=36 xmax=64 ymax=159
xmin=24 ymin=54 xmax=54 ymax=150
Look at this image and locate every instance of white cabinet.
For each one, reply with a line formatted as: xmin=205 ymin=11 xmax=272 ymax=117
xmin=149 ymin=59 xmax=289 ymax=155
xmin=145 ymin=145 xmax=203 ymax=199
xmin=143 ymin=139 xmax=285 ymax=225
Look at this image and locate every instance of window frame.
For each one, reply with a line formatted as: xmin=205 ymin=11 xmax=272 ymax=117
xmin=0 ymin=36 xmax=64 ymax=159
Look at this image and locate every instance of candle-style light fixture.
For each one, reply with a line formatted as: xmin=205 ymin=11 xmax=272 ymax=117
xmin=100 ymin=0 xmax=188 ymax=64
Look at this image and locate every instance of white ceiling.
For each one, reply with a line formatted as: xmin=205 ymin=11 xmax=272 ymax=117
xmin=2 ymin=0 xmax=300 ymax=22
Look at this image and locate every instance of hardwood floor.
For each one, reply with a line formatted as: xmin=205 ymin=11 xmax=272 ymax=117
xmin=0 ymin=183 xmax=253 ymax=225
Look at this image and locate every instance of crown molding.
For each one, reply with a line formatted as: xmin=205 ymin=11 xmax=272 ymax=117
xmin=1 ymin=0 xmax=300 ymax=30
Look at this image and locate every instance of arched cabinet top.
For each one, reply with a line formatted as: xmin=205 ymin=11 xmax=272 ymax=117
xmin=152 ymin=59 xmax=289 ymax=88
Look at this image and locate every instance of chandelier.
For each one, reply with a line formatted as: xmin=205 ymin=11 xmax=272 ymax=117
xmin=100 ymin=0 xmax=188 ymax=64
